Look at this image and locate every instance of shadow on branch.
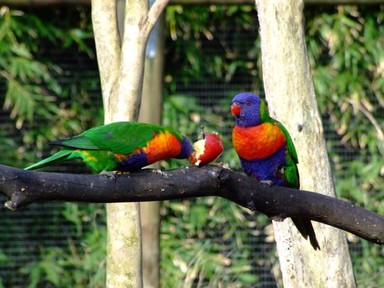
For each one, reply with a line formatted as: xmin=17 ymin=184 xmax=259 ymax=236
xmin=0 ymin=164 xmax=383 ymax=245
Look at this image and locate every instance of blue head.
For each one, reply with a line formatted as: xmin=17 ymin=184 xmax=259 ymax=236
xmin=231 ymin=92 xmax=267 ymax=127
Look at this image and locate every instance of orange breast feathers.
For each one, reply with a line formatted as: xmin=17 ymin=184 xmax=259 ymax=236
xmin=143 ymin=131 xmax=182 ymax=164
xmin=232 ymin=123 xmax=286 ymax=160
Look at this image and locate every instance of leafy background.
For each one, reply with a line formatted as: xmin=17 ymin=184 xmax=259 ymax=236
xmin=0 ymin=3 xmax=383 ymax=287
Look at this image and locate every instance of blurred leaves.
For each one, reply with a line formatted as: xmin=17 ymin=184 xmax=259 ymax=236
xmin=0 ymin=5 xmax=101 ymax=162
xmin=0 ymin=7 xmax=61 ymax=128
xmin=306 ymin=7 xmax=384 ymax=240
xmin=160 ymin=198 xmax=259 ymax=287
xmin=165 ymin=5 xmax=260 ymax=87
xmin=0 ymin=6 xmax=104 ymax=288
xmin=20 ymin=204 xmax=106 ymax=288
xmin=307 ymin=6 xmax=384 ymax=155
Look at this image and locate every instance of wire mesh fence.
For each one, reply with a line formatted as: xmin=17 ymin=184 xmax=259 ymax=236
xmin=0 ymin=4 xmax=383 ymax=287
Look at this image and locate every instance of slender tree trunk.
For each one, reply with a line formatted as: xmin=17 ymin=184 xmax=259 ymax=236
xmin=91 ymin=0 xmax=169 ymax=286
xmin=93 ymin=0 xmax=144 ymax=286
xmin=255 ymin=0 xmax=356 ymax=287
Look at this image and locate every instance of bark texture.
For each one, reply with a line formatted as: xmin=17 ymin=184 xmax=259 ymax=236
xmin=255 ymin=0 xmax=356 ymax=287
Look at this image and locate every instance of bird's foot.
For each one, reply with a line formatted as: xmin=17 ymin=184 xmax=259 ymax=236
xmin=271 ymin=215 xmax=285 ymax=222
xmin=152 ymin=169 xmax=164 ymax=176
xmin=247 ymin=200 xmax=256 ymax=212
xmin=260 ymin=180 xmax=273 ymax=187
xmin=217 ymin=162 xmax=230 ymax=169
xmin=99 ymin=170 xmax=118 ymax=181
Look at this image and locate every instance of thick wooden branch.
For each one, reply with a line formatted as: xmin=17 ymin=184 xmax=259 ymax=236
xmin=0 ymin=164 xmax=383 ymax=245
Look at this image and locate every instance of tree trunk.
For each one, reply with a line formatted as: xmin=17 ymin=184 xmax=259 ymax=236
xmin=92 ymin=0 xmax=144 ymax=286
xmin=91 ymin=0 xmax=169 ymax=286
xmin=255 ymin=0 xmax=356 ymax=287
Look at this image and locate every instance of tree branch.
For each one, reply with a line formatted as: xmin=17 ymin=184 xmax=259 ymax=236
xmin=91 ymin=0 xmax=121 ymax=112
xmin=0 ymin=164 xmax=383 ymax=245
xmin=144 ymin=0 xmax=170 ymax=38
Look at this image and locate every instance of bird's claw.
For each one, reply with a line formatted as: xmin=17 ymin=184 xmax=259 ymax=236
xmin=260 ymin=180 xmax=273 ymax=187
xmin=217 ymin=162 xmax=230 ymax=169
xmin=152 ymin=169 xmax=164 ymax=176
xmin=99 ymin=170 xmax=118 ymax=181
xmin=247 ymin=200 xmax=256 ymax=211
xmin=271 ymin=215 xmax=285 ymax=222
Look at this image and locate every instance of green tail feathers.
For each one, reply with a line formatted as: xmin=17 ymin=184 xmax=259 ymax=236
xmin=24 ymin=149 xmax=73 ymax=170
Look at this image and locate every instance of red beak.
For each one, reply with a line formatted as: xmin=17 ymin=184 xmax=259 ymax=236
xmin=231 ymin=103 xmax=241 ymax=116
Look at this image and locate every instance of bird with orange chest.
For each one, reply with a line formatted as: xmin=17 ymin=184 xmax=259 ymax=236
xmin=25 ymin=122 xmax=224 ymax=173
xmin=231 ymin=92 xmax=320 ymax=250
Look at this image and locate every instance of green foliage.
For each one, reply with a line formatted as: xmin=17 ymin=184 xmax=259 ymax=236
xmin=307 ymin=6 xmax=384 ymax=284
xmin=0 ymin=6 xmax=105 ymax=287
xmin=165 ymin=5 xmax=260 ymax=88
xmin=0 ymin=6 xmax=101 ymax=161
xmin=308 ymin=6 xmax=384 ymax=155
xmin=161 ymin=198 xmax=259 ymax=287
xmin=307 ymin=4 xmax=384 ymax=221
xmin=354 ymin=240 xmax=384 ymax=288
xmin=20 ymin=204 xmax=106 ymax=288
xmin=0 ymin=7 xmax=61 ymax=128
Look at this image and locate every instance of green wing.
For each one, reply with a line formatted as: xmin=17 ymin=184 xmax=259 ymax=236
xmin=275 ymin=121 xmax=299 ymax=188
xmin=52 ymin=122 xmax=183 ymax=155
xmin=275 ymin=121 xmax=298 ymax=164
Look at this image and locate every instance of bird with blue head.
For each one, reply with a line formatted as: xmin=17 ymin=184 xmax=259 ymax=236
xmin=231 ymin=92 xmax=320 ymax=250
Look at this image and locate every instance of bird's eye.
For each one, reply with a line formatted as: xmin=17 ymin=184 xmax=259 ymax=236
xmin=246 ymin=101 xmax=252 ymax=106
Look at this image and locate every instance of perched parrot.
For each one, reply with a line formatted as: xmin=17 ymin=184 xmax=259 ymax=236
xmin=231 ymin=92 xmax=320 ymax=250
xmin=25 ymin=121 xmax=223 ymax=173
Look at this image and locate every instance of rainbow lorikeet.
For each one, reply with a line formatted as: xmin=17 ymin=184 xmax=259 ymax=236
xmin=231 ymin=92 xmax=320 ymax=250
xmin=25 ymin=121 xmax=223 ymax=173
